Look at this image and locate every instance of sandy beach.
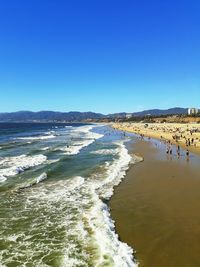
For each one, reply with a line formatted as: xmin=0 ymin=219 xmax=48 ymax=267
xmin=110 ymin=136 xmax=200 ymax=267
xmin=113 ymin=122 xmax=200 ymax=156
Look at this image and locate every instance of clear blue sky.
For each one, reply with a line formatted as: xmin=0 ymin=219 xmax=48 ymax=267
xmin=0 ymin=0 xmax=200 ymax=113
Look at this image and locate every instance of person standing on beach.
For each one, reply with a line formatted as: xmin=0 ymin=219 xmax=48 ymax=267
xmin=186 ymin=149 xmax=190 ymax=161
xmin=177 ymin=145 xmax=180 ymax=158
xmin=188 ymin=139 xmax=191 ymax=146
xmin=170 ymin=146 xmax=172 ymax=155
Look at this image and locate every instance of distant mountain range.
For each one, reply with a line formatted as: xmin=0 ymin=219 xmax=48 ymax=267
xmin=108 ymin=107 xmax=188 ymax=118
xmin=0 ymin=111 xmax=104 ymax=122
xmin=0 ymin=108 xmax=189 ymax=122
xmin=133 ymin=107 xmax=188 ymax=117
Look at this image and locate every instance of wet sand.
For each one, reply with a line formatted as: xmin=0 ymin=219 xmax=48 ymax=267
xmin=110 ymin=137 xmax=200 ymax=267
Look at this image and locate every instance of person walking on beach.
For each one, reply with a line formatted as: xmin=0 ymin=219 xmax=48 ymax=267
xmin=169 ymin=146 xmax=172 ymax=155
xmin=191 ymin=138 xmax=194 ymax=145
xmin=186 ymin=149 xmax=190 ymax=161
xmin=177 ymin=145 xmax=180 ymax=158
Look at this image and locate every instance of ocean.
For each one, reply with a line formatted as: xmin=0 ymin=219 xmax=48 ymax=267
xmin=0 ymin=122 xmax=137 ymax=267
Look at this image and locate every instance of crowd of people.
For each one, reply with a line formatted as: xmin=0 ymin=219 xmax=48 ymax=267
xmin=113 ymin=122 xmax=200 ymax=159
xmin=164 ymin=139 xmax=189 ymax=160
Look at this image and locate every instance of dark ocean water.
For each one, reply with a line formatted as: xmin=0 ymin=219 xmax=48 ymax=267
xmin=0 ymin=122 xmax=137 ymax=267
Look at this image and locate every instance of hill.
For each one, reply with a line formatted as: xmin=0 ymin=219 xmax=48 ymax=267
xmin=133 ymin=107 xmax=188 ymax=117
xmin=0 ymin=108 xmax=190 ymax=122
xmin=0 ymin=111 xmax=105 ymax=122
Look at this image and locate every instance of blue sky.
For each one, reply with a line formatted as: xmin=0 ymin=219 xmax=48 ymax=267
xmin=0 ymin=0 xmax=200 ymax=113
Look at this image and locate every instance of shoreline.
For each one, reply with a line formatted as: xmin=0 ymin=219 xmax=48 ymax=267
xmin=110 ymin=133 xmax=200 ymax=267
xmin=112 ymin=122 xmax=200 ymax=156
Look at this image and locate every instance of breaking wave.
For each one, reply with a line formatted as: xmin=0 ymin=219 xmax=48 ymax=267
xmin=16 ymin=134 xmax=55 ymax=141
xmin=17 ymin=172 xmax=48 ymax=190
xmin=0 ymin=141 xmax=138 ymax=267
xmin=61 ymin=125 xmax=103 ymax=155
xmin=0 ymin=124 xmax=139 ymax=266
xmin=0 ymin=154 xmax=47 ymax=182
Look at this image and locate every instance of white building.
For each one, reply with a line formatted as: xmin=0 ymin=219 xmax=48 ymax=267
xmin=188 ymin=108 xmax=199 ymax=115
xmin=126 ymin=113 xmax=133 ymax=119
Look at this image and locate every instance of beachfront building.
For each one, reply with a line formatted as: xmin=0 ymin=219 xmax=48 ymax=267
xmin=188 ymin=108 xmax=199 ymax=115
xmin=126 ymin=113 xmax=133 ymax=119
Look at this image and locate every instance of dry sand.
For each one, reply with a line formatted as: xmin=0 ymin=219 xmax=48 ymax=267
xmin=110 ymin=137 xmax=200 ymax=267
xmin=113 ymin=122 xmax=200 ymax=155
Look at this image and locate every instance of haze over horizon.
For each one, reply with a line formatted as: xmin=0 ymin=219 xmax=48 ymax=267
xmin=0 ymin=0 xmax=200 ymax=113
xmin=0 ymin=107 xmax=191 ymax=115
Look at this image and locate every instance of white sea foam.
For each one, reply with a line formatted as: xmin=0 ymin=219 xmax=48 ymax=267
xmin=90 ymin=141 xmax=132 ymax=199
xmin=0 ymin=154 xmax=47 ymax=178
xmin=47 ymin=158 xmax=60 ymax=164
xmin=0 ymin=124 xmax=139 ymax=266
xmin=35 ymin=172 xmax=47 ymax=183
xmin=91 ymin=148 xmax=118 ymax=155
xmin=16 ymin=134 xmax=55 ymax=141
xmin=83 ymin=141 xmax=137 ymax=266
xmin=70 ymin=125 xmax=102 ymax=138
xmin=62 ymin=139 xmax=95 ymax=155
xmin=46 ymin=130 xmax=55 ymax=134
xmin=59 ymin=141 xmax=137 ymax=266
xmin=79 ymin=184 xmax=137 ymax=267
xmin=17 ymin=172 xmax=48 ymax=190
xmin=0 ymin=141 xmax=138 ymax=266
xmin=0 ymin=175 xmax=7 ymax=183
xmin=130 ymin=154 xmax=143 ymax=164
xmin=40 ymin=146 xmax=50 ymax=151
xmin=61 ymin=125 xmax=103 ymax=155
xmin=71 ymin=125 xmax=93 ymax=133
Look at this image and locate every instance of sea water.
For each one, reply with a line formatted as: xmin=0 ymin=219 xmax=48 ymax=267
xmin=0 ymin=123 xmax=138 ymax=267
